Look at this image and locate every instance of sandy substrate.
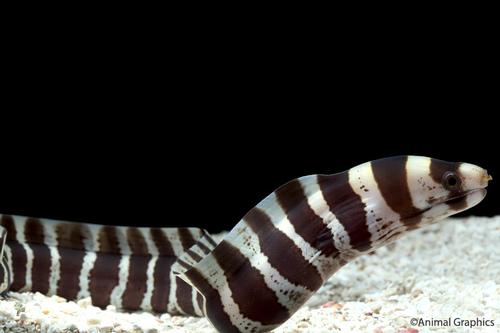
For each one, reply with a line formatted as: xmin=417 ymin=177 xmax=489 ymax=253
xmin=0 ymin=217 xmax=499 ymax=333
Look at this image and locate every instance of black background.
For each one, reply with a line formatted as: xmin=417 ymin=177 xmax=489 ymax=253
xmin=1 ymin=25 xmax=497 ymax=233
xmin=0 ymin=118 xmax=497 ymax=233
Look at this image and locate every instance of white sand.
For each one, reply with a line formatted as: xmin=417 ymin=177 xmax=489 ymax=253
xmin=0 ymin=217 xmax=499 ymax=333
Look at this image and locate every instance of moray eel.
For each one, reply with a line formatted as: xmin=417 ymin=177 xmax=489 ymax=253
xmin=0 ymin=156 xmax=491 ymax=332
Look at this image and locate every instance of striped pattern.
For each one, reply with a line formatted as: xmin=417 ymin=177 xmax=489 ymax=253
xmin=0 ymin=156 xmax=489 ymax=333
xmin=175 ymin=156 xmax=488 ymax=332
xmin=0 ymin=215 xmax=213 ymax=316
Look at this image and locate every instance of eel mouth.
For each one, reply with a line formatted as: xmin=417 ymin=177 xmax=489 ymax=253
xmin=443 ymin=188 xmax=487 ymax=210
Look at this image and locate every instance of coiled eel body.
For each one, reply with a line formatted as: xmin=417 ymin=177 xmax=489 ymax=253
xmin=0 ymin=156 xmax=491 ymax=332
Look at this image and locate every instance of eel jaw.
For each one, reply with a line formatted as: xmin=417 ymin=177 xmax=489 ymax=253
xmin=442 ymin=188 xmax=487 ymax=213
xmin=408 ymin=188 xmax=488 ymax=228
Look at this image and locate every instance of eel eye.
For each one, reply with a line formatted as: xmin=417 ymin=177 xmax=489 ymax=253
xmin=442 ymin=171 xmax=460 ymax=191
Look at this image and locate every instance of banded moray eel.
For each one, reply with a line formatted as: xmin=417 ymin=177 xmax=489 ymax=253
xmin=0 ymin=156 xmax=491 ymax=332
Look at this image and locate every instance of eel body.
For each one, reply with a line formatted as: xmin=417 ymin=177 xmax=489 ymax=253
xmin=0 ymin=156 xmax=491 ymax=332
